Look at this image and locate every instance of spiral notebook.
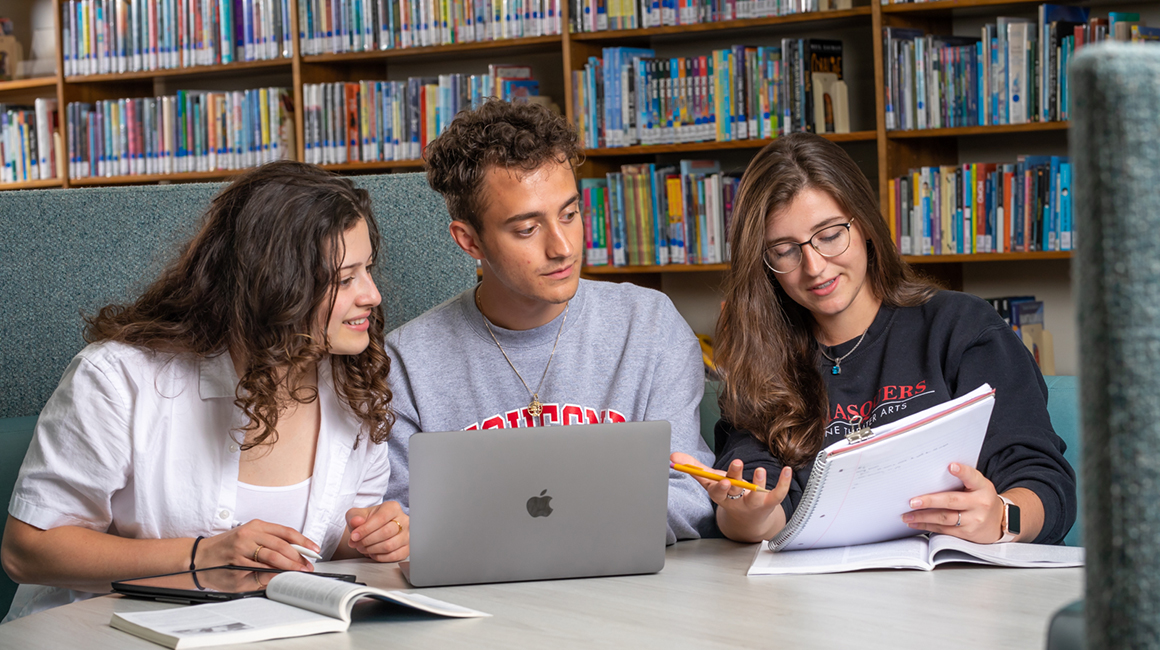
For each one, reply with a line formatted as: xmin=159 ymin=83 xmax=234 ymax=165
xmin=768 ymin=383 xmax=996 ymax=552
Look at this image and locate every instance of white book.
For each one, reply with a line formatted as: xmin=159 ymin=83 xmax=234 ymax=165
xmin=1007 ymin=22 xmax=1031 ymax=125
xmin=110 ymin=571 xmax=489 ymax=649
xmin=768 ymin=384 xmax=996 ymax=553
xmin=35 ymin=98 xmax=57 ymax=180
xmin=749 ymin=534 xmax=1084 ymax=575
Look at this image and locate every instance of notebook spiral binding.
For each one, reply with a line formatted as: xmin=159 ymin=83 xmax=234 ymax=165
xmin=767 ymin=448 xmax=832 ymax=552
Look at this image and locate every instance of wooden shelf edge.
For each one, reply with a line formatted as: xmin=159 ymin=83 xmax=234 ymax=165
xmin=65 ymin=58 xmax=291 ymax=84
xmin=320 ymin=160 xmax=425 ymax=172
xmin=584 ymin=263 xmax=730 ymax=273
xmin=0 ymin=77 xmax=58 ymax=92
xmin=0 ymin=178 xmax=64 ymax=190
xmin=69 ymin=170 xmax=250 ymax=186
xmin=904 ymin=251 xmax=1072 ymax=263
xmin=582 ymin=252 xmax=1070 ymax=273
xmin=302 ymin=35 xmax=564 ymax=64
xmin=882 ymin=0 xmax=1043 ymax=13
xmin=584 ymin=131 xmax=877 ymax=156
xmin=887 ymin=121 xmax=1069 ymax=139
xmin=570 ymin=7 xmax=872 ymax=41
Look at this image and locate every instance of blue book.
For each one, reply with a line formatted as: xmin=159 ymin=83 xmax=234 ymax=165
xmin=1060 ymin=162 xmax=1072 ymax=250
xmin=648 ymin=164 xmax=670 ymax=265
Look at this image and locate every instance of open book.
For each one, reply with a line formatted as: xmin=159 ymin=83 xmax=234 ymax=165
xmin=110 ymin=571 xmax=489 ymax=649
xmin=749 ymin=534 xmax=1085 ymax=575
xmin=769 ymin=384 xmax=996 ymax=552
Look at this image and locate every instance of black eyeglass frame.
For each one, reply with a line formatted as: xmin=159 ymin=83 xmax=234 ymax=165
xmin=762 ymin=222 xmax=854 ymax=274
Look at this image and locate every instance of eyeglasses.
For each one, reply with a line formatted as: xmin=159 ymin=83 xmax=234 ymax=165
xmin=763 ymin=222 xmax=853 ymax=274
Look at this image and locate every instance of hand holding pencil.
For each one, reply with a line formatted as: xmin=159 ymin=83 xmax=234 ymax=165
xmin=670 ymin=452 xmax=796 ymax=543
xmin=671 ymin=462 xmax=770 ymax=492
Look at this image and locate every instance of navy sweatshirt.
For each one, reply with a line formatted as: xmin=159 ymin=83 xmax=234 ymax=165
xmin=713 ymin=290 xmax=1077 ymax=544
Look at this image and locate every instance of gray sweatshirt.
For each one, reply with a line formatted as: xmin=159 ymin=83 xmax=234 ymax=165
xmin=384 ymin=279 xmax=716 ymax=543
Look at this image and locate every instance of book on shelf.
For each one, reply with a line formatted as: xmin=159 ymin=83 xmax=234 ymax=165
xmin=570 ymin=0 xmax=847 ymax=32
xmin=298 ymin=0 xmax=561 ymax=54
xmin=1134 ymin=25 xmax=1160 ymax=43
xmin=811 ymin=73 xmax=849 ymax=134
xmin=61 ymin=0 xmax=292 ymax=77
xmin=304 ymin=74 xmax=540 ymax=165
xmin=1038 ymin=4 xmax=1088 ymax=123
xmin=0 ymin=99 xmax=59 ymax=184
xmin=885 ymin=6 xmax=1153 ymax=130
xmin=1109 ymin=12 xmax=1140 ymax=42
xmin=582 ymin=158 xmax=740 ymax=268
xmin=67 ymin=88 xmax=293 ymax=180
xmin=985 ymin=295 xmax=1034 ymax=327
xmin=489 ymin=64 xmax=534 ymax=99
xmin=109 ymin=570 xmax=489 ymax=649
xmin=748 ymin=534 xmax=1084 ymax=576
xmin=889 ymin=155 xmax=1073 ymax=256
xmin=574 ymin=39 xmax=846 ymax=148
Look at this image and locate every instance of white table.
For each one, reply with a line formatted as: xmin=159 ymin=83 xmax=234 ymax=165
xmin=0 ymin=539 xmax=1083 ymax=649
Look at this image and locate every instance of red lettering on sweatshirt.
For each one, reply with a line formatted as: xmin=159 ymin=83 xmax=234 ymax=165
xmin=463 ymin=404 xmax=629 ymax=430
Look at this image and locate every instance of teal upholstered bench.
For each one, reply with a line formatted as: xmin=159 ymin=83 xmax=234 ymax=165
xmin=0 ymin=173 xmax=475 ymax=618
xmin=698 ymin=376 xmax=1082 ymax=546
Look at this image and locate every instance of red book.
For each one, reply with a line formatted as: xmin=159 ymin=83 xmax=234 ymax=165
xmin=1003 ymin=170 xmax=1013 ymax=252
xmin=345 ymin=83 xmax=360 ymax=163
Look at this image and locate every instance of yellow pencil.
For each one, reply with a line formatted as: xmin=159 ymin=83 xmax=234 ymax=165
xmin=670 ymin=462 xmax=770 ymax=493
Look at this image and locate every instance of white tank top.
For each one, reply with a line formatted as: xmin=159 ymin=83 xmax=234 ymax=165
xmin=235 ymin=477 xmax=312 ymax=532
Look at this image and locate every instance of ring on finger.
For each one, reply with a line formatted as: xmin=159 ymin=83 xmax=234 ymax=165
xmin=389 ymin=518 xmax=403 ymax=533
xmin=955 ymin=512 xmax=962 ymax=527
xmin=725 ymin=490 xmax=745 ymax=500
xmin=252 ymin=544 xmax=264 ymax=563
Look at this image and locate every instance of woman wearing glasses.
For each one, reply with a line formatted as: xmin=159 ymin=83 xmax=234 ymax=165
xmin=674 ymin=134 xmax=1075 ymax=545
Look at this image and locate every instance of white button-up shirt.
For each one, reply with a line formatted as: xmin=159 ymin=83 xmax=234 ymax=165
xmin=6 ymin=341 xmax=391 ymax=620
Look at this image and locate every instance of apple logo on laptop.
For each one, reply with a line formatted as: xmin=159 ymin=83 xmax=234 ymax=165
xmin=527 ymin=490 xmax=553 ymax=517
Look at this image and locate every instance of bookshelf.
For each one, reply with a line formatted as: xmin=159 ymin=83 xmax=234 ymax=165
xmin=8 ymin=0 xmax=1109 ymax=371
xmin=9 ymin=0 xmax=1071 ymax=254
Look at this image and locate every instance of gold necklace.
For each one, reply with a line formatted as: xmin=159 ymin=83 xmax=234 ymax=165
xmin=476 ymin=288 xmax=569 ymax=418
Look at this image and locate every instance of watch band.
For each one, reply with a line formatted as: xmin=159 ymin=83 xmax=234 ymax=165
xmin=998 ymin=495 xmax=1018 ymax=543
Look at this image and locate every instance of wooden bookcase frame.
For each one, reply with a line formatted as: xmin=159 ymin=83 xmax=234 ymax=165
xmin=0 ymin=0 xmax=1072 ymax=285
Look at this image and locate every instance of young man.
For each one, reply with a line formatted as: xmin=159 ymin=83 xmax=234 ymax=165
xmin=383 ymin=100 xmax=715 ymax=543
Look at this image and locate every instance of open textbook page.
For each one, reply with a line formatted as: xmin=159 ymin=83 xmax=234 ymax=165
xmin=769 ymin=384 xmax=996 ymax=552
xmin=265 ymin=570 xmax=488 ymax=621
xmin=749 ymin=535 xmax=1085 ymax=575
xmin=110 ymin=572 xmax=489 ymax=648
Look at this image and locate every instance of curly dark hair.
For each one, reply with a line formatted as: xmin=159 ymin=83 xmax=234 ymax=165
xmin=85 ymin=161 xmax=394 ymax=449
xmin=423 ymin=99 xmax=583 ymax=231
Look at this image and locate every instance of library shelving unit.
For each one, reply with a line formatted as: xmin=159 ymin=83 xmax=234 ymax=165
xmin=15 ymin=0 xmax=1077 ymax=290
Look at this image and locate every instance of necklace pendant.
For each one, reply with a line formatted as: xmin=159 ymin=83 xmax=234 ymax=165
xmin=832 ymin=365 xmax=841 ymax=375
xmin=528 ymin=397 xmax=544 ymax=417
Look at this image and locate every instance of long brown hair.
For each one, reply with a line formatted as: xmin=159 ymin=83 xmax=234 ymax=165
xmin=716 ymin=134 xmax=936 ymax=468
xmin=85 ymin=161 xmax=393 ymax=448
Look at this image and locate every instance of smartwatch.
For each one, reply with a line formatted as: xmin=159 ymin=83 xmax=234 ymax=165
xmin=998 ymin=495 xmax=1021 ymax=543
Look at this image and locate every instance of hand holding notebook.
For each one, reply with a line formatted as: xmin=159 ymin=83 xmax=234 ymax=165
xmin=768 ymin=383 xmax=997 ymax=552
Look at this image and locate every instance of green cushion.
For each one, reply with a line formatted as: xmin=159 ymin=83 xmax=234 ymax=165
xmin=0 ymin=173 xmax=475 ymax=419
xmin=0 ymin=416 xmax=37 ymax=615
xmin=1043 ymin=376 xmax=1081 ymax=547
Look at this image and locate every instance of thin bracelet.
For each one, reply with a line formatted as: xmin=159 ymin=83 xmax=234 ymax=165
xmin=190 ymin=536 xmax=205 ymax=571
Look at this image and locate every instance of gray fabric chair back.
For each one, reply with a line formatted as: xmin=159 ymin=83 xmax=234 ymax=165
xmin=1072 ymin=43 xmax=1160 ymax=648
xmin=0 ymin=172 xmax=474 ymax=418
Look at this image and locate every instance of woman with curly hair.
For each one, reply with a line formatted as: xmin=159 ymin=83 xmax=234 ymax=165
xmin=673 ymin=134 xmax=1075 ymax=547
xmin=1 ymin=161 xmax=407 ymax=620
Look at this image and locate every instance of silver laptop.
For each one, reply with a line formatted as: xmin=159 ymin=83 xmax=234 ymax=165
xmin=402 ymin=421 xmax=671 ymax=587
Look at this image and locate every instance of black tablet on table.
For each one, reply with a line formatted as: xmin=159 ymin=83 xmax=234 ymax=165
xmin=111 ymin=566 xmax=359 ymax=604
